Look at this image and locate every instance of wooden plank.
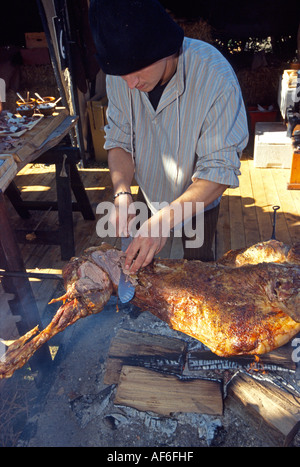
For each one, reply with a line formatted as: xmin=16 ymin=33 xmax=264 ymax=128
xmin=228 ymin=187 xmax=246 ymax=251
xmin=28 ymin=111 xmax=70 ymax=148
xmin=216 ymin=192 xmax=230 ymax=259
xmin=1 ymin=110 xmax=70 ymax=164
xmin=114 ymin=365 xmax=223 ymax=416
xmin=104 ymin=329 xmax=187 ymax=385
xmin=247 ymin=159 xmax=273 ymax=241
xmin=271 ymin=168 xmax=300 ymax=244
xmin=239 ymin=159 xmax=260 ymax=247
xmin=288 ymin=180 xmax=300 ymax=218
xmin=188 ymin=343 xmax=296 ymax=372
xmin=259 ymin=167 xmax=292 ymax=244
xmin=74 ymin=214 xmax=97 ymax=256
xmin=227 ymin=372 xmax=300 ymax=446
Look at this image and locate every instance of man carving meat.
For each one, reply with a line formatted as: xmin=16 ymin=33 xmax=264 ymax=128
xmin=89 ymin=0 xmax=249 ymax=271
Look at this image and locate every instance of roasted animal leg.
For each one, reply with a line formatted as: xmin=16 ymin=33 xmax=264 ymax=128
xmin=0 ymin=255 xmax=113 ymax=379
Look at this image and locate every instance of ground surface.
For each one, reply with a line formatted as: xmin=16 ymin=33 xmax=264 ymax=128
xmin=2 ymin=295 xmax=299 ymax=449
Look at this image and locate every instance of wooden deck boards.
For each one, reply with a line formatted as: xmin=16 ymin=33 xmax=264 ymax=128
xmin=1 ymin=154 xmax=299 ymax=338
xmin=217 ymin=156 xmax=300 ymax=257
xmin=5 ymin=154 xmax=300 ymax=264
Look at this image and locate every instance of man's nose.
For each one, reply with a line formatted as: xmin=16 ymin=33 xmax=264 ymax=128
xmin=122 ymin=74 xmax=139 ymax=89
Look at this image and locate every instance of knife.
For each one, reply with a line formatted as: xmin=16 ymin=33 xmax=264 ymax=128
xmin=118 ymin=236 xmax=135 ymax=303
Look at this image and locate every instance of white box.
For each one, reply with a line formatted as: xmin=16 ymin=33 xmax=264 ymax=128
xmin=278 ymin=69 xmax=297 ymax=119
xmin=253 ymin=122 xmax=293 ymax=168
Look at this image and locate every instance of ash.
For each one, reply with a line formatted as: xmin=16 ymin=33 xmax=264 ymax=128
xmin=7 ymin=300 xmax=300 ymax=447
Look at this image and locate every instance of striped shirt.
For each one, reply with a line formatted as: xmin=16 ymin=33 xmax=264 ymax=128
xmin=104 ymin=37 xmax=249 ymax=213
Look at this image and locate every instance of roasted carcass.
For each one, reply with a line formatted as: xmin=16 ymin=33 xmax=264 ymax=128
xmin=0 ymin=240 xmax=299 ymax=378
xmin=134 ymin=241 xmax=300 ymax=356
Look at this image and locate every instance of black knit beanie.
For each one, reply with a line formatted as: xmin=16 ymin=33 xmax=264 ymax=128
xmin=89 ymin=0 xmax=184 ymax=75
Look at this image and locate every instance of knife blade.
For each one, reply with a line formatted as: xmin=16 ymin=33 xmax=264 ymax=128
xmin=118 ymin=236 xmax=135 ymax=303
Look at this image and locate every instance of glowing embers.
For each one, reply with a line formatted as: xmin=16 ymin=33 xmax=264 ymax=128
xmin=248 ymin=355 xmax=267 ymax=375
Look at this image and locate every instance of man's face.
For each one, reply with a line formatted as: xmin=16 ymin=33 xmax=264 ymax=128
xmin=120 ymin=57 xmax=169 ymax=92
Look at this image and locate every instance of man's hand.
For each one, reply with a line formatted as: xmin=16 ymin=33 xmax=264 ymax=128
xmin=123 ymin=179 xmax=228 ymax=273
xmin=124 ymin=211 xmax=169 ymax=273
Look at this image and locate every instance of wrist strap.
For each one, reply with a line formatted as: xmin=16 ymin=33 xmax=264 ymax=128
xmin=113 ymin=191 xmax=132 ymax=201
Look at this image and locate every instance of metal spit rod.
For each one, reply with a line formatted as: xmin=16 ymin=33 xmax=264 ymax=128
xmin=0 ymin=270 xmax=62 ymax=280
xmin=271 ymin=205 xmax=280 ymax=240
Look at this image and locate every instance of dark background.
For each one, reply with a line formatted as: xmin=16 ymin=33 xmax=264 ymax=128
xmin=0 ymin=0 xmax=299 ymax=54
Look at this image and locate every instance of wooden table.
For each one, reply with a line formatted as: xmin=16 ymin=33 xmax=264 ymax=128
xmin=0 ymin=110 xmax=95 ymax=378
xmin=1 ymin=109 xmax=95 ymax=260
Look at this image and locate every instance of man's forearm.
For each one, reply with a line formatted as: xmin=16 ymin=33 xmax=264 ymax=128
xmin=176 ymin=178 xmax=227 ymax=209
xmin=108 ymin=147 xmax=135 ymax=194
xmin=158 ymin=178 xmax=228 ymax=232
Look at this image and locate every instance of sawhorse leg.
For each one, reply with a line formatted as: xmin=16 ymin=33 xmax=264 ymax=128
xmin=55 ymin=157 xmax=75 ymax=260
xmin=5 ymin=181 xmax=31 ymax=219
xmin=5 ymin=147 xmax=95 ymax=261
xmin=69 ymin=161 xmax=95 ymax=220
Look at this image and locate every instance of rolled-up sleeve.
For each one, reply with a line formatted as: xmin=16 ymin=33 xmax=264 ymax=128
xmin=104 ymin=76 xmax=133 ymax=154
xmin=193 ymin=83 xmax=249 ymax=188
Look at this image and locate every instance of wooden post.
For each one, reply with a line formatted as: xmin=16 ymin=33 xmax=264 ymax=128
xmin=287 ymin=149 xmax=300 ymax=189
xmin=55 ymin=156 xmax=75 ymax=260
xmin=287 ymin=122 xmax=300 ymax=190
xmin=5 ymin=181 xmax=31 ymax=219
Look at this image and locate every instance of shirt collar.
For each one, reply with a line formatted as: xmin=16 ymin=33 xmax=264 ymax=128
xmin=154 ymin=45 xmax=185 ymax=114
